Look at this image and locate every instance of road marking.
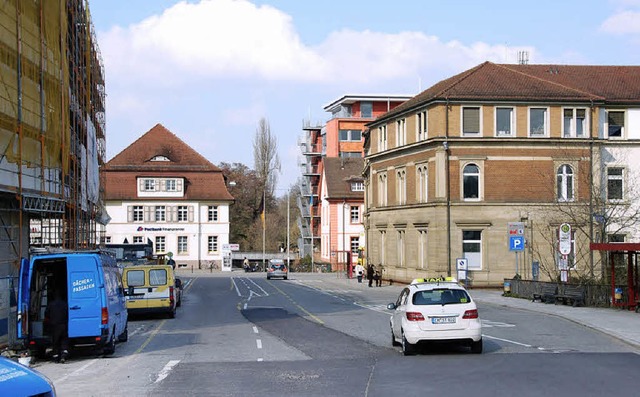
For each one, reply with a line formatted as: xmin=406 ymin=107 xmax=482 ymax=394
xmin=154 ymin=360 xmax=181 ymax=384
xmin=55 ymin=359 xmax=97 ymax=383
xmin=256 ymin=339 xmax=262 ymax=349
xmin=253 ymin=326 xmax=259 ymax=334
xmin=483 ymin=334 xmax=532 ymax=348
xmin=481 ymin=320 xmax=516 ymax=328
xmin=269 ymin=282 xmax=324 ymax=325
xmin=231 ymin=278 xmax=241 ymax=296
xmin=257 ymin=358 xmax=264 ymax=362
xmin=135 ymin=319 xmax=166 ymax=354
xmin=246 ymin=278 xmax=269 ymax=296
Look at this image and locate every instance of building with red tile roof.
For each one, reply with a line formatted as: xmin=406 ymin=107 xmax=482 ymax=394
xmin=102 ymin=124 xmax=234 ymax=268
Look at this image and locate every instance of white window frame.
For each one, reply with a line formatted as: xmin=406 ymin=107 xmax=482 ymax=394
xmin=396 ymin=118 xmax=406 ymax=146
xmin=350 ymin=236 xmax=360 ymax=255
xmin=144 ymin=179 xmax=156 ymax=191
xmin=378 ymin=172 xmax=387 ymax=206
xmin=416 ymin=164 xmax=428 ymax=203
xmin=155 ymin=236 xmax=166 ymax=254
xmin=208 ymin=235 xmax=219 ymax=253
xmin=495 ymin=106 xmax=515 ymax=137
xmin=557 ymin=164 xmax=574 ymax=202
xmin=463 ymin=230 xmax=482 ymax=270
xmin=380 ymin=230 xmax=386 ymax=267
xmin=418 ymin=230 xmax=427 ymax=269
xmin=461 ymin=106 xmax=482 ymax=136
xmin=378 ymin=125 xmax=387 ymax=151
xmin=462 ymin=163 xmax=481 ymax=201
xmin=166 ymin=179 xmax=177 ymax=192
xmin=133 ymin=236 xmax=144 ymax=244
xmin=416 ymin=110 xmax=428 ymax=141
xmin=397 ymin=230 xmax=405 ymax=267
xmin=396 ymin=168 xmax=406 ymax=205
xmin=528 ymin=107 xmax=549 ymax=137
xmin=606 ymin=110 xmax=625 ymax=139
xmin=351 ymin=182 xmax=364 ymax=192
xmin=177 ymin=236 xmax=188 ymax=254
xmin=562 ymin=107 xmax=588 ymax=138
xmin=350 ymin=206 xmax=360 ymax=223
xmin=133 ymin=205 xmax=144 ymax=222
xmin=177 ymin=205 xmax=188 ymax=222
xmin=208 ymin=206 xmax=219 ymax=222
xmin=607 ymin=167 xmax=625 ymax=202
xmin=155 ymin=206 xmax=166 ymax=222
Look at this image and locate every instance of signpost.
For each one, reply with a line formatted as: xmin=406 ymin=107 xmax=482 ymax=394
xmin=456 ymin=258 xmax=468 ymax=285
xmin=508 ymin=222 xmax=525 ymax=276
xmin=558 ymin=223 xmax=571 ymax=282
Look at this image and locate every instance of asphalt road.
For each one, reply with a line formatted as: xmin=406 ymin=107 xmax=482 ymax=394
xmin=35 ymin=272 xmax=640 ymax=397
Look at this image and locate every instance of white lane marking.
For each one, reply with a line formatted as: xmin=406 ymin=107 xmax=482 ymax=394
xmin=248 ymin=290 xmax=258 ymax=302
xmin=481 ymin=320 xmax=516 ymax=328
xmin=55 ymin=359 xmax=97 ymax=383
xmin=154 ymin=360 xmax=181 ymax=384
xmin=483 ymin=334 xmax=532 ymax=348
xmin=232 ymin=278 xmax=241 ymax=296
xmin=256 ymin=339 xmax=262 ymax=349
xmin=243 ymin=303 xmax=248 ymax=310
xmin=246 ymin=278 xmax=269 ymax=296
xmin=253 ymin=326 xmax=259 ymax=334
xmin=128 ymin=324 xmax=146 ymax=338
xmin=257 ymin=358 xmax=264 ymax=362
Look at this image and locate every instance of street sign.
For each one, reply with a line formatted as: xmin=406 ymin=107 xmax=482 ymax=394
xmin=222 ymin=243 xmax=240 ymax=252
xmin=558 ymin=223 xmax=571 ymax=255
xmin=507 ymin=222 xmax=525 ymax=236
xmin=456 ymin=258 xmax=468 ymax=281
xmin=509 ymin=236 xmax=525 ymax=251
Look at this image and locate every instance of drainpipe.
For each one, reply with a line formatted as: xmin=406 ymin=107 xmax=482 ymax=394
xmin=445 ymin=98 xmax=451 ymax=277
xmin=589 ymin=100 xmax=594 ymax=278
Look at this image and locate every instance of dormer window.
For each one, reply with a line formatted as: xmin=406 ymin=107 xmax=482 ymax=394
xmin=151 ymin=155 xmax=170 ymax=161
xmin=351 ymin=182 xmax=364 ymax=192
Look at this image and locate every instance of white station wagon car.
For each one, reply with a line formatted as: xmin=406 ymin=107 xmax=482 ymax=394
xmin=387 ymin=279 xmax=482 ymax=355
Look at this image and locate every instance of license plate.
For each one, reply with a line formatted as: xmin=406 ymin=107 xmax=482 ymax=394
xmin=431 ymin=317 xmax=456 ymax=324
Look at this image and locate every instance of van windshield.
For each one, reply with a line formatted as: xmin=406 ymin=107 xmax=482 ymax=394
xmin=149 ymin=269 xmax=167 ymax=286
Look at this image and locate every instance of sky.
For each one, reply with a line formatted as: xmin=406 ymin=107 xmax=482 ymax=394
xmin=89 ymin=0 xmax=640 ymax=194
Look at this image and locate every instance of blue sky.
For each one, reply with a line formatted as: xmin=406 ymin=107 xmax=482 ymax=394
xmin=89 ymin=0 xmax=640 ymax=193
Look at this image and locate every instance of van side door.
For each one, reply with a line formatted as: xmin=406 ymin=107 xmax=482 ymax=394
xmin=67 ymin=255 xmax=102 ymax=338
xmin=17 ymin=258 xmax=30 ymax=339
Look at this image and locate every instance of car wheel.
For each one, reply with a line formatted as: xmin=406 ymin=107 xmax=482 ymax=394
xmin=169 ymin=307 xmax=176 ymax=319
xmin=391 ymin=327 xmax=400 ymax=347
xmin=401 ymin=330 xmax=415 ymax=356
xmin=470 ymin=339 xmax=483 ymax=354
xmin=284 ymin=276 xmax=288 ymax=280
xmin=118 ymin=325 xmax=128 ymax=342
xmin=177 ymin=295 xmax=182 ymax=307
xmin=103 ymin=330 xmax=116 ymax=356
xmin=267 ymin=276 xmax=271 ymax=280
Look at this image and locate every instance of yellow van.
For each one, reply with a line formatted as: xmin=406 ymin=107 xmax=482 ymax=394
xmin=122 ymin=264 xmax=178 ymax=318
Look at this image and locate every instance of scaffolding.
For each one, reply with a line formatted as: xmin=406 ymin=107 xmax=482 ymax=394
xmin=0 ymin=0 xmax=106 ymax=277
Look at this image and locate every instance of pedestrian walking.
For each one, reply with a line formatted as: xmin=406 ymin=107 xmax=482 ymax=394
xmin=45 ymin=291 xmax=68 ymax=363
xmin=374 ymin=269 xmax=382 ymax=287
xmin=355 ymin=263 xmax=365 ymax=283
xmin=243 ymin=257 xmax=250 ymax=272
xmin=366 ymin=264 xmax=374 ymax=287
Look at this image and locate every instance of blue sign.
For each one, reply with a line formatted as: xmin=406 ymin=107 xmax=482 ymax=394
xmin=509 ymin=236 xmax=525 ymax=251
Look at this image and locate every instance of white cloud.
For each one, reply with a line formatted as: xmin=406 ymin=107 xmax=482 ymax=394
xmin=99 ymin=0 xmax=535 ymax=88
xmin=600 ymin=10 xmax=640 ymax=34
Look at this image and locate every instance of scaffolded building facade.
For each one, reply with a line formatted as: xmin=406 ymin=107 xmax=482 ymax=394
xmin=0 ymin=0 xmax=106 ymax=280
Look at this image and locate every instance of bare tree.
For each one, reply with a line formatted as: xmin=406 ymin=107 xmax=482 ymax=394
xmin=253 ymin=118 xmax=281 ymax=196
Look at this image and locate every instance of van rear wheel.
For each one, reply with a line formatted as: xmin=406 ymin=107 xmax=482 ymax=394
xmin=103 ymin=330 xmax=116 ymax=356
xmin=118 ymin=325 xmax=128 ymax=342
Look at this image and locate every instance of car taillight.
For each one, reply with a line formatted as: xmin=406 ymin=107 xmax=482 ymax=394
xmin=170 ymin=287 xmax=175 ymax=304
xmin=101 ymin=307 xmax=108 ymax=325
xmin=406 ymin=312 xmax=425 ymax=321
xmin=463 ymin=309 xmax=478 ymax=319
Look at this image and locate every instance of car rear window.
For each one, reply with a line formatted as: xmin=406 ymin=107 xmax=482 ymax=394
xmin=126 ymin=270 xmax=145 ymax=287
xmin=412 ymin=288 xmax=470 ymax=305
xmin=149 ymin=269 xmax=168 ymax=285
xmin=271 ymin=264 xmax=285 ymax=270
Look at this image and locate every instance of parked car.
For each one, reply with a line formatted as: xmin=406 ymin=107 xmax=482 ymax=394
xmin=266 ymin=259 xmax=288 ymax=280
xmin=122 ymin=264 xmax=178 ymax=318
xmin=175 ymin=278 xmax=183 ymax=307
xmin=17 ymin=250 xmax=128 ymax=358
xmin=387 ymin=278 xmax=482 ymax=355
xmin=0 ymin=357 xmax=56 ymax=396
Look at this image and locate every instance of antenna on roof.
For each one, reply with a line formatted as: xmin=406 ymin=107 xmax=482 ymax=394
xmin=517 ymin=51 xmax=529 ymax=65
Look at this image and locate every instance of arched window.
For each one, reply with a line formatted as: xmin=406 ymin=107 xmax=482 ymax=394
xmin=557 ymin=164 xmax=574 ymax=201
xmin=463 ymin=164 xmax=480 ymax=200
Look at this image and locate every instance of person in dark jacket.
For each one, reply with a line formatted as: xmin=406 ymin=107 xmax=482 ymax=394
xmin=366 ymin=264 xmax=374 ymax=287
xmin=46 ymin=291 xmax=68 ymax=363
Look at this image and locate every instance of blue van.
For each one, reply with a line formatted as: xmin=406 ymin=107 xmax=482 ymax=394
xmin=17 ymin=251 xmax=128 ymax=357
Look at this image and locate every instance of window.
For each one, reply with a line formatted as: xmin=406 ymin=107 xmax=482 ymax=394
xmin=463 ymin=164 xmax=480 ymax=200
xmin=350 ymin=237 xmax=360 ymax=255
xmin=133 ymin=206 xmax=143 ymax=222
xmin=144 ymin=179 xmax=156 ymax=191
xmin=463 ymin=230 xmax=482 ymax=270
xmin=126 ymin=270 xmax=145 ymax=287
xmin=133 ymin=236 xmax=144 ymax=244
xmin=563 ymin=108 xmax=587 ymax=137
xmin=607 ymin=110 xmax=625 ymax=138
xmin=462 ymin=107 xmax=480 ymax=135
xmin=166 ymin=179 xmax=177 ymax=191
xmin=396 ymin=169 xmax=406 ymax=205
xmin=496 ymin=107 xmax=514 ymax=136
xmin=105 ymin=236 xmax=111 ymax=243
xmin=378 ymin=125 xmax=387 ymax=151
xmin=529 ymin=107 xmax=548 ymax=136
xmin=155 ymin=236 xmax=166 ymax=253
xmin=149 ymin=269 xmax=168 ymax=286
xmin=607 ymin=167 xmax=624 ymax=201
xmin=208 ymin=236 xmax=219 ymax=253
xmin=380 ymin=230 xmax=386 ymax=266
xmin=350 ymin=206 xmax=360 ymax=223
xmin=360 ymin=101 xmax=373 ymax=118
xmin=178 ymin=236 xmax=188 ymax=254
xmin=417 ymin=165 xmax=428 ymax=203
xmin=177 ymin=206 xmax=188 ymax=222
xmin=396 ymin=119 xmax=406 ymax=146
xmin=351 ymin=182 xmax=364 ymax=191
xmin=151 ymin=155 xmax=170 ymax=162
xmin=416 ymin=110 xmax=427 ymax=141
xmin=208 ymin=206 xmax=218 ymax=222
xmin=378 ymin=172 xmax=387 ymax=206
xmin=418 ymin=230 xmax=427 ymax=269
xmin=155 ymin=206 xmax=166 ymax=222
xmin=340 ymin=151 xmax=361 ymax=158
xmin=557 ymin=165 xmax=574 ymax=202
xmin=397 ymin=230 xmax=405 ymax=267
xmin=339 ymin=129 xmax=362 ymax=141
